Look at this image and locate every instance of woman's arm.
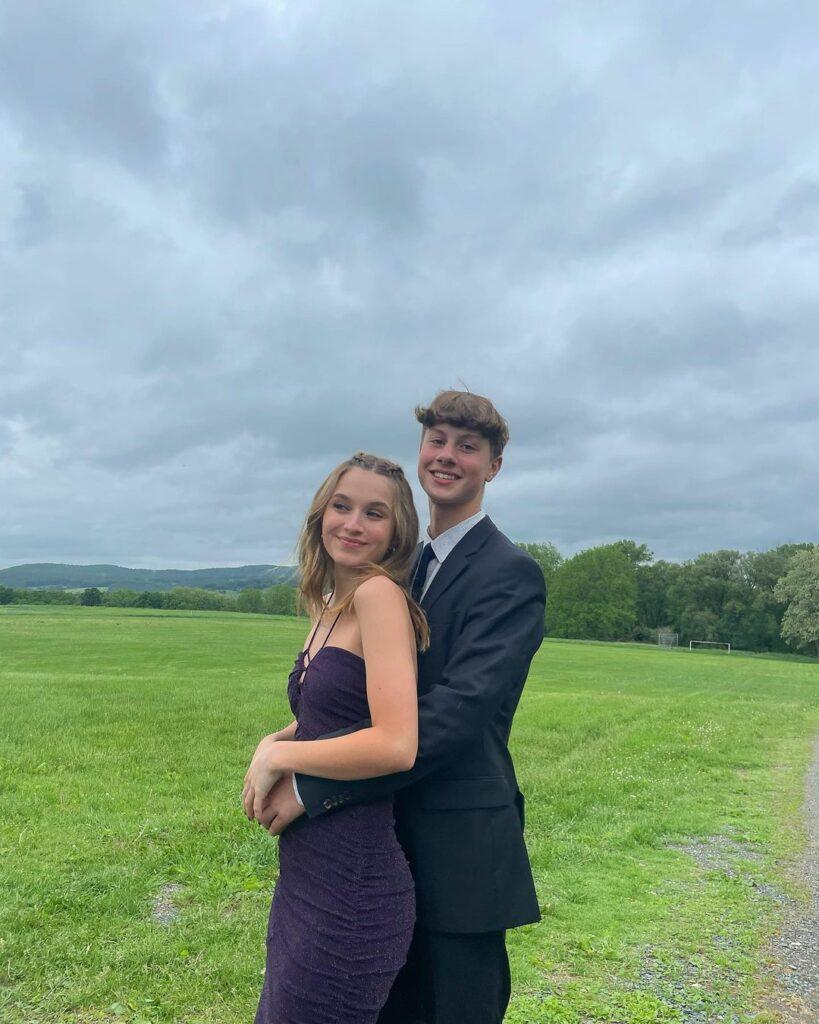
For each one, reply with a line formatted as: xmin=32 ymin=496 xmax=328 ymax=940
xmin=271 ymin=720 xmax=298 ymax=741
xmin=268 ymin=576 xmax=418 ymax=780
xmin=293 ymin=553 xmax=547 ymax=819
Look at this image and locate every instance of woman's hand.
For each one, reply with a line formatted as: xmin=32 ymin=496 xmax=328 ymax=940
xmin=242 ymin=735 xmax=285 ymax=822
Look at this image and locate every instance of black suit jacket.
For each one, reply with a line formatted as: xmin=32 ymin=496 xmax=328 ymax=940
xmin=295 ymin=516 xmax=546 ymax=933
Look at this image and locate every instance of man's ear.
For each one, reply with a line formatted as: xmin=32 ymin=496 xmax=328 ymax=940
xmin=486 ymin=455 xmax=502 ymax=483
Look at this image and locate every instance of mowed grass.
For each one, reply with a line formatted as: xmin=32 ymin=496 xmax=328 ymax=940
xmin=1 ymin=606 xmax=818 ymax=1024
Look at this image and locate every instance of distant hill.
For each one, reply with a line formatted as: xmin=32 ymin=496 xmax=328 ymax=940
xmin=0 ymin=563 xmax=298 ymax=592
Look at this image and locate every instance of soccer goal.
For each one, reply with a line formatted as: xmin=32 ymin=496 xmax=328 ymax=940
xmin=658 ymin=631 xmax=679 ymax=648
xmin=689 ymin=640 xmax=731 ymax=653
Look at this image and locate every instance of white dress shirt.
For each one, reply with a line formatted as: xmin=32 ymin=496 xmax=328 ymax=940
xmin=293 ymin=509 xmax=486 ymax=807
xmin=415 ymin=509 xmax=486 ymax=600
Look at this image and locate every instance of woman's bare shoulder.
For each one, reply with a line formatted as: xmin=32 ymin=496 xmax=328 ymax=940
xmin=353 ymin=574 xmax=406 ymax=609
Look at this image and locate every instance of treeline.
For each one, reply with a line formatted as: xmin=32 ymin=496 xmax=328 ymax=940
xmin=519 ymin=541 xmax=819 ymax=656
xmin=0 ymin=584 xmax=302 ymax=617
xmin=0 ymin=562 xmax=296 ymax=591
xmin=4 ymin=541 xmax=817 ymax=655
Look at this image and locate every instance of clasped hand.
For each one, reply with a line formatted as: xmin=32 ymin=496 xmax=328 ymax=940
xmin=242 ymin=734 xmax=284 ymax=823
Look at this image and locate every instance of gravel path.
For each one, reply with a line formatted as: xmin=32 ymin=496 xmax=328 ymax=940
xmin=761 ymin=732 xmax=819 ymax=1021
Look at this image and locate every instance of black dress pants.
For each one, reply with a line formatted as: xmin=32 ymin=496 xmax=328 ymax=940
xmin=377 ymin=925 xmax=510 ymax=1024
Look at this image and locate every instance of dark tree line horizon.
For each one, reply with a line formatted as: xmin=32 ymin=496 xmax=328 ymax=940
xmin=2 ymin=540 xmax=817 ymax=656
xmin=518 ymin=540 xmax=819 ymax=657
xmin=0 ymin=583 xmax=300 ymax=618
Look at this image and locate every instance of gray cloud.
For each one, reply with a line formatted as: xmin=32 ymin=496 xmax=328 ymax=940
xmin=1 ymin=1 xmax=818 ymax=568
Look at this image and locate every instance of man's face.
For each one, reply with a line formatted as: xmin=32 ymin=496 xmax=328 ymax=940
xmin=417 ymin=422 xmax=501 ymax=509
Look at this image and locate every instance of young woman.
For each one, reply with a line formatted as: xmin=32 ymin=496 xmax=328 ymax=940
xmin=243 ymin=451 xmax=428 ymax=1024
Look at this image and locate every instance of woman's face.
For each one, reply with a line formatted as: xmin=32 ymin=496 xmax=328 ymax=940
xmin=321 ymin=467 xmax=395 ymax=569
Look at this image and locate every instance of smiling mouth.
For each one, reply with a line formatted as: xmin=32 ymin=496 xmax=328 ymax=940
xmin=430 ymin=470 xmax=459 ymax=481
xmin=338 ymin=537 xmax=366 ymax=547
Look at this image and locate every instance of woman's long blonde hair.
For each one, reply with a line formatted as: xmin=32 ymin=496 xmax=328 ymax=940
xmin=297 ymin=452 xmax=429 ymax=651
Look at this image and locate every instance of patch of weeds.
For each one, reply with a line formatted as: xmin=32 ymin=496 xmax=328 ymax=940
xmin=508 ymin=989 xmax=684 ymax=1024
xmin=106 ymin=996 xmax=161 ymax=1023
xmin=507 ymin=993 xmax=582 ymax=1023
xmin=602 ymin=989 xmax=684 ymax=1023
xmin=628 ymin=945 xmax=751 ymax=1024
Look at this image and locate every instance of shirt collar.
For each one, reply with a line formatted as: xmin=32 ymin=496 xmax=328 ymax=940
xmin=427 ymin=510 xmax=486 ymax=565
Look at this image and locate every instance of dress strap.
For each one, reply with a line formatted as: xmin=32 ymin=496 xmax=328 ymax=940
xmin=303 ymin=613 xmax=325 ymax=659
xmin=317 ymin=609 xmax=342 ymax=651
xmin=303 ymin=595 xmax=342 ymax=669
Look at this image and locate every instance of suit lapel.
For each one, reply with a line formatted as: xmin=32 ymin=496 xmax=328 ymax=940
xmin=421 ymin=516 xmax=497 ymax=614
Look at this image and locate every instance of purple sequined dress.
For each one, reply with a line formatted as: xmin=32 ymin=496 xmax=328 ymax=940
xmin=255 ymin=646 xmax=415 ymax=1024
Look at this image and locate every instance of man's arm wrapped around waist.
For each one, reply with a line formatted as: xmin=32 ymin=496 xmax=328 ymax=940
xmin=296 ymin=557 xmax=546 ymax=816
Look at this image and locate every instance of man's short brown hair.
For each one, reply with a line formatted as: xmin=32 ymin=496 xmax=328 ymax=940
xmin=414 ymin=390 xmax=509 ymax=459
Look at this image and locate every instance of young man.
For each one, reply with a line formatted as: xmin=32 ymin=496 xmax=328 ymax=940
xmin=259 ymin=391 xmax=546 ymax=1024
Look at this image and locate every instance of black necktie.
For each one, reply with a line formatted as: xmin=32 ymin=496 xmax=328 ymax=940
xmin=411 ymin=543 xmax=436 ymax=603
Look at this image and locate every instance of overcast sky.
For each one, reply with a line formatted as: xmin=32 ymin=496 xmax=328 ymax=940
xmin=2 ymin=2 xmax=818 ymax=569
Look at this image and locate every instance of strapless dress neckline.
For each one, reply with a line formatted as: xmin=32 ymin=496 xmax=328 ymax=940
xmin=295 ymin=645 xmax=365 ymax=668
xmin=292 ymin=645 xmax=365 ymax=689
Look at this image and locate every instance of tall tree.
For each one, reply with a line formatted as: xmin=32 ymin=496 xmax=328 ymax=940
xmin=612 ymin=540 xmax=652 ymax=566
xmin=164 ymin=587 xmax=233 ymax=611
xmin=666 ymin=550 xmax=747 ymax=645
xmin=740 ymin=545 xmax=812 ymax=652
xmin=548 ymin=544 xmax=637 ymax=641
xmin=263 ymin=584 xmax=299 ymax=616
xmin=516 ymin=542 xmax=563 ymax=585
xmin=774 ymin=547 xmax=819 ymax=657
xmin=103 ymin=589 xmax=138 ymax=607
xmin=635 ymin=560 xmax=681 ymax=631
xmin=238 ymin=588 xmax=264 ymax=613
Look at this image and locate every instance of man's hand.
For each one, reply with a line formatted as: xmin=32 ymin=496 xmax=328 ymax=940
xmin=256 ymin=772 xmax=306 ymax=836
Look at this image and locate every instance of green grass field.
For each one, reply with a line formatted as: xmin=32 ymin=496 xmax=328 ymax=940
xmin=2 ymin=606 xmax=818 ymax=1024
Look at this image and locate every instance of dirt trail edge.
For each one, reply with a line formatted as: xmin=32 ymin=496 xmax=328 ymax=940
xmin=761 ymin=731 xmax=819 ymax=1022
